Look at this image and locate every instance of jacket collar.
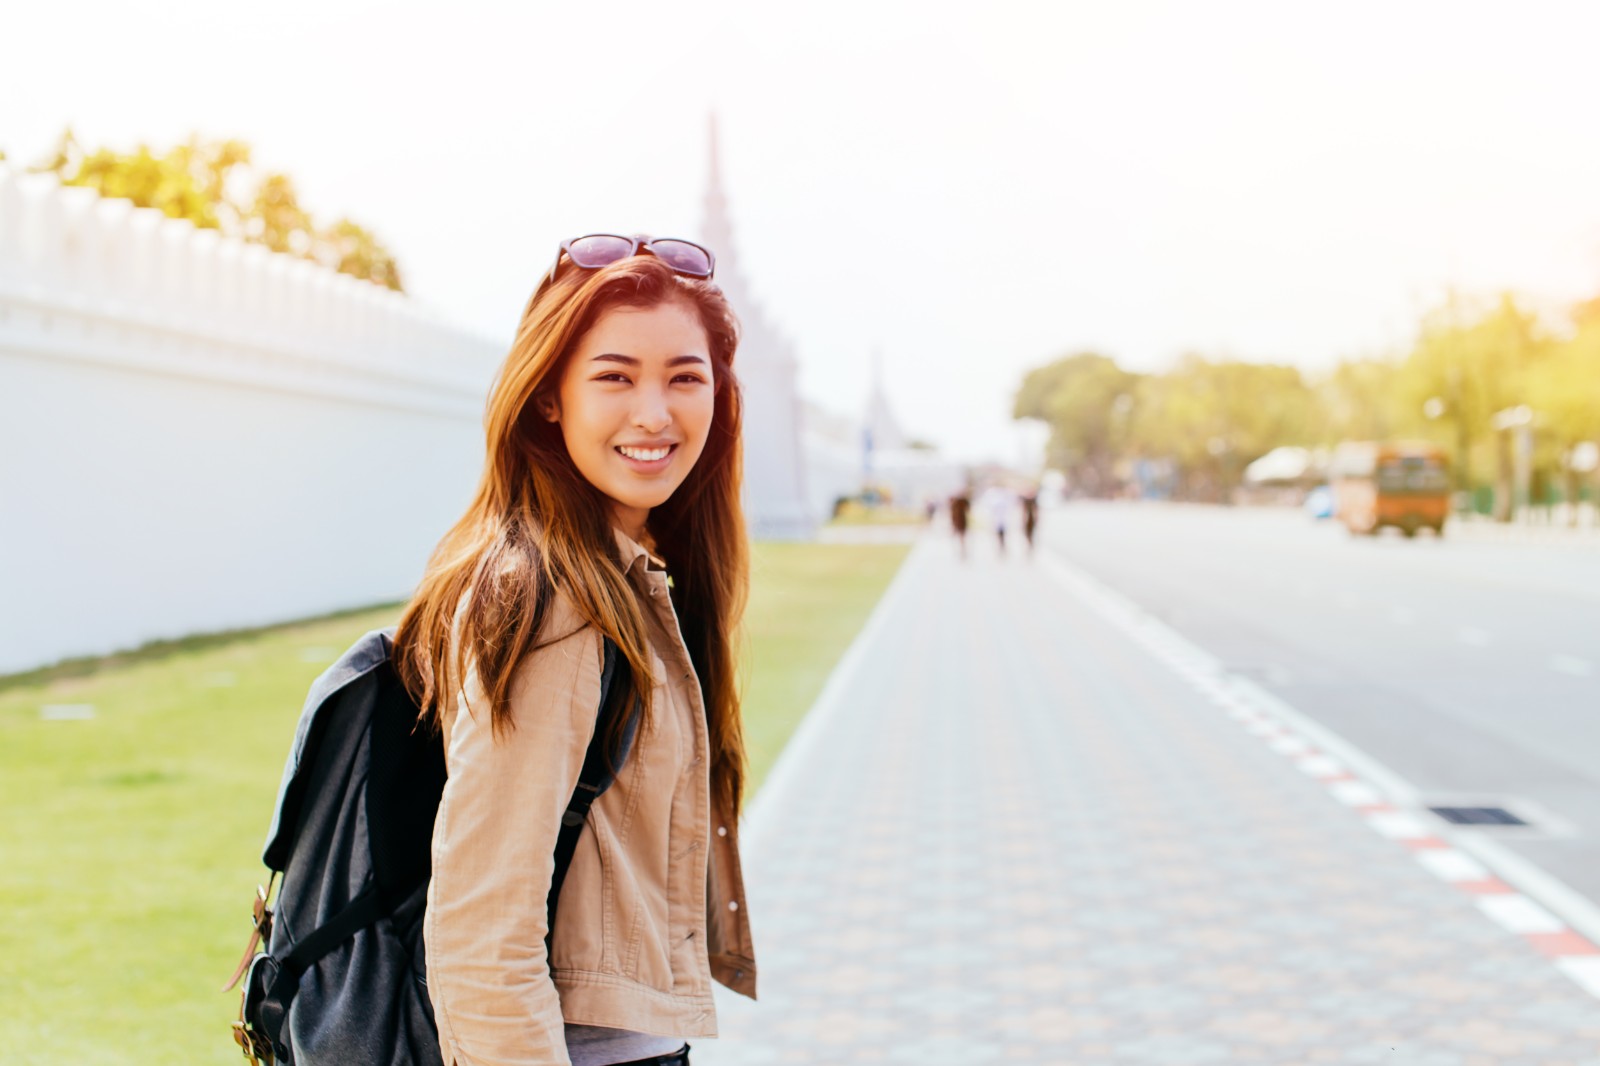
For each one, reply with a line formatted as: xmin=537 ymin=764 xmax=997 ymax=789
xmin=612 ymin=525 xmax=667 ymax=576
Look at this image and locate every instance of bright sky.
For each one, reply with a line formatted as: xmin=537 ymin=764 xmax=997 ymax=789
xmin=6 ymin=0 xmax=1600 ymax=461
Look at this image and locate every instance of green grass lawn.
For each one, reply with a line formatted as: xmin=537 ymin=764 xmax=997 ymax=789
xmin=0 ymin=541 xmax=908 ymax=1064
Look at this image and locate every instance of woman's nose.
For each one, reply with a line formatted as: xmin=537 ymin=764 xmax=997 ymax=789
xmin=631 ymin=387 xmax=671 ymax=432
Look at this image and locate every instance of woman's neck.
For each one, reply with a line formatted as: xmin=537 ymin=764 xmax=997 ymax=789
xmin=611 ymin=503 xmax=649 ymax=544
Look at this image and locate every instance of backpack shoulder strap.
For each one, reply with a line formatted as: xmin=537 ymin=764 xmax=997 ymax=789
xmin=547 ymin=635 xmax=642 ymax=932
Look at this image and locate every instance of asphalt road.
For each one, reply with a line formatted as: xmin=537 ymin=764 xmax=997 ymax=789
xmin=1033 ymin=499 xmax=1600 ymax=912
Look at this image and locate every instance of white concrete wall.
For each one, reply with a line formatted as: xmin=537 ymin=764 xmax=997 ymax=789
xmin=0 ymin=167 xmax=503 ymax=673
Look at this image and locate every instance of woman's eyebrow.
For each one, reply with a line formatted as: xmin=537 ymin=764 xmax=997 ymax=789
xmin=590 ymin=353 xmax=708 ymax=367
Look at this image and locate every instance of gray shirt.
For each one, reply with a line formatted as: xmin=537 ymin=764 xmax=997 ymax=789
xmin=565 ymin=1023 xmax=683 ymax=1065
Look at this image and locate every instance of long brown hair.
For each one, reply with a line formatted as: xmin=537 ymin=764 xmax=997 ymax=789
xmin=393 ymin=253 xmax=749 ymax=819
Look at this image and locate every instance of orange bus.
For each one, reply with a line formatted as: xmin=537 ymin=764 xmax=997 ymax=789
xmin=1330 ymin=441 xmax=1452 ymax=537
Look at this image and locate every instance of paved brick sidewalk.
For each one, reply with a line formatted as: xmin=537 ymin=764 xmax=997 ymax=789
xmin=694 ymin=537 xmax=1600 ymax=1065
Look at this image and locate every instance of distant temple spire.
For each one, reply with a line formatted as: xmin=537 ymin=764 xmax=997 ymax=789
xmin=700 ymin=113 xmax=812 ymax=538
xmin=704 ymin=114 xmax=732 ymax=259
xmin=702 ymin=113 xmax=746 ymax=309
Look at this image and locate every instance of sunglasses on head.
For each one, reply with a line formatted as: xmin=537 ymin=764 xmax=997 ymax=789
xmin=546 ymin=234 xmax=716 ymax=285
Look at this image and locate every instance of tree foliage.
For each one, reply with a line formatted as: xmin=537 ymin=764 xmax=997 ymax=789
xmin=35 ymin=128 xmax=403 ymax=292
xmin=1392 ymin=295 xmax=1548 ymax=462
xmin=1527 ymin=304 xmax=1600 ymax=448
xmin=1013 ymin=291 xmax=1599 ymax=504
xmin=1128 ymin=356 xmax=1313 ymax=501
xmin=1307 ymin=358 xmax=1405 ymax=445
xmin=1014 ymin=352 xmax=1140 ymax=494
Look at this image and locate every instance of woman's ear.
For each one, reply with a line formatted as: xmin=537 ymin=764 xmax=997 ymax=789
xmin=536 ymin=392 xmax=561 ymax=423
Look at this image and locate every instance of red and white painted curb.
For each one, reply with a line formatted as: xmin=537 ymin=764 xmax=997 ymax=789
xmin=1040 ymin=550 xmax=1600 ymax=1002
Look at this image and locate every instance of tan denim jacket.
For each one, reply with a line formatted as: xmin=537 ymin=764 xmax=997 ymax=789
xmin=425 ymin=530 xmax=757 ymax=1066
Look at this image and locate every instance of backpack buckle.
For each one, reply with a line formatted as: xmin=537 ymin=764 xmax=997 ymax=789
xmin=231 ymin=1017 xmax=275 ymax=1065
xmin=232 ymin=952 xmax=281 ymax=1065
xmin=222 ymin=876 xmax=277 ymax=993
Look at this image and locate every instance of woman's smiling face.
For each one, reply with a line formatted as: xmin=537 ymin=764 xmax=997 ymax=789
xmin=543 ymin=299 xmax=716 ymax=538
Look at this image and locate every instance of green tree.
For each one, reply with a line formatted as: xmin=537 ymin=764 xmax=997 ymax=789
xmin=71 ymin=143 xmax=222 ymax=229
xmin=1307 ymin=357 xmax=1406 ymax=445
xmin=249 ymin=172 xmax=314 ymax=255
xmin=1014 ymin=352 xmax=1141 ymax=496
xmin=1127 ymin=356 xmax=1314 ymax=502
xmin=1396 ymin=293 xmax=1550 ymax=511
xmin=1529 ymin=303 xmax=1600 ymax=446
xmin=34 ymin=129 xmax=403 ymax=292
xmin=1528 ymin=303 xmax=1600 ymax=513
xmin=1010 ymin=288 xmax=1600 ymax=516
xmin=317 ymin=218 xmax=404 ymax=292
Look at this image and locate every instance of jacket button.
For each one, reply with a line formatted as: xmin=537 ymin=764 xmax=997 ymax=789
xmin=728 ymin=900 xmax=739 ymax=912
xmin=717 ymin=826 xmax=727 ymax=837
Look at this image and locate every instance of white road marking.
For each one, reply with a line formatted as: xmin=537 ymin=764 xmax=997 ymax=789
xmin=1368 ymin=812 xmax=1433 ymax=839
xmin=1330 ymin=781 xmax=1385 ymax=807
xmin=1550 ymin=654 xmax=1593 ymax=677
xmin=1457 ymin=626 xmax=1491 ymax=647
xmin=1476 ymin=894 xmax=1566 ymax=935
xmin=1452 ymin=832 xmax=1600 ymax=947
xmin=1296 ymin=754 xmax=1347 ymax=778
xmin=1556 ymin=958 xmax=1600 ymax=998
xmin=1415 ymin=849 xmax=1492 ymax=882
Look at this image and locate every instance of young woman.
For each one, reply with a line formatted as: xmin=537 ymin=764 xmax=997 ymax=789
xmin=392 ymin=235 xmax=757 ymax=1066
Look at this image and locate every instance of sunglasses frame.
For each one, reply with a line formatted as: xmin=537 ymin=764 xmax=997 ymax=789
xmin=545 ymin=234 xmax=716 ymax=286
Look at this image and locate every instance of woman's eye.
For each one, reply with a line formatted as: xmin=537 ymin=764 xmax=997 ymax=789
xmin=673 ymin=374 xmax=709 ymax=386
xmin=594 ymin=372 xmax=631 ymax=384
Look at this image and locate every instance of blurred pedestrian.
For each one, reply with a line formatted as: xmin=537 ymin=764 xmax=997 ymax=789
xmin=980 ymin=484 xmax=1015 ymax=556
xmin=949 ymin=491 xmax=971 ymax=560
xmin=1021 ymin=491 xmax=1039 ymax=556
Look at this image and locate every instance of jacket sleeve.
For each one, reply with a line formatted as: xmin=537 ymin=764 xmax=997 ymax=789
xmin=425 ymin=604 xmax=603 ymax=1066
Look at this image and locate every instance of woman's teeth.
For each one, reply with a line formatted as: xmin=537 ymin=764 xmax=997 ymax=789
xmin=618 ymin=445 xmax=672 ymax=462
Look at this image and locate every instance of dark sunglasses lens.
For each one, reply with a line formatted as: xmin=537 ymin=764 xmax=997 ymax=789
xmin=648 ymin=240 xmax=713 ymax=277
xmin=566 ymin=235 xmax=636 ymax=268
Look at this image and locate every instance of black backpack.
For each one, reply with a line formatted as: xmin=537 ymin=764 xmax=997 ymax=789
xmin=227 ymin=627 xmax=640 ymax=1066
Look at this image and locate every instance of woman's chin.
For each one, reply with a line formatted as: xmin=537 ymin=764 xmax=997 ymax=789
xmin=607 ymin=486 xmax=678 ymax=515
